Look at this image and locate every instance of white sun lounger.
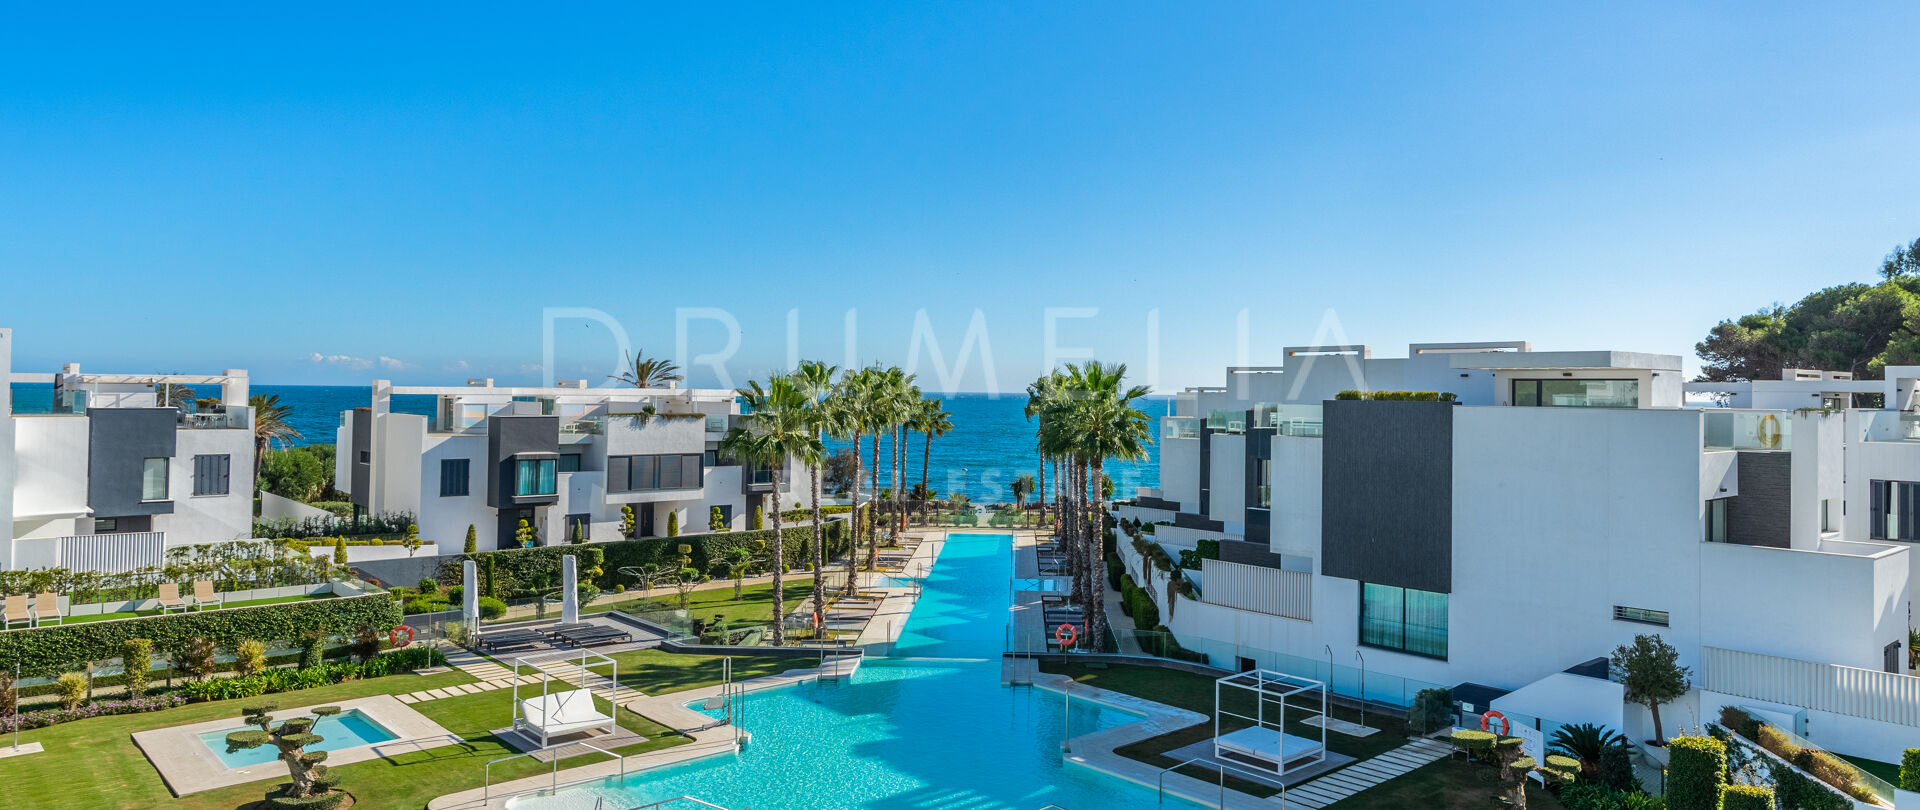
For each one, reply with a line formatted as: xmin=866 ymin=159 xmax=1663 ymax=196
xmin=1214 ymin=726 xmax=1325 ymax=772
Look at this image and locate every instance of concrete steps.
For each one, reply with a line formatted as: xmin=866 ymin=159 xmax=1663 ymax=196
xmin=1277 ymin=736 xmax=1453 ymax=809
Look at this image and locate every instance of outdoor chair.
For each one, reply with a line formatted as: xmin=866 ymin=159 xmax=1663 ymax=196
xmin=191 ymin=580 xmax=220 ymax=610
xmin=155 ymin=583 xmax=190 ymax=614
xmin=2 ymin=594 xmax=30 ymax=629
xmin=33 ymin=592 xmax=61 ymax=626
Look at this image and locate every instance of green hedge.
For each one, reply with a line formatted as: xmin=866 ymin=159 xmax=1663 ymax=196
xmin=1665 ymin=735 xmax=1727 ymax=810
xmin=436 ymin=546 xmax=605 ymax=598
xmin=1333 ymin=390 xmax=1459 ymax=402
xmin=1903 ymin=748 xmax=1920 ymax=791
xmin=0 ymin=594 xmax=401 ymax=676
xmin=1720 ymin=785 xmax=1773 ymax=810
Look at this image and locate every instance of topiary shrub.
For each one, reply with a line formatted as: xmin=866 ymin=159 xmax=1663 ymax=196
xmin=1721 ymin=785 xmax=1773 ymax=810
xmin=122 ymin=638 xmax=153 ymax=698
xmin=1449 ymin=729 xmax=1498 ymax=763
xmin=1902 ymin=747 xmax=1920 ymax=792
xmin=1665 ymin=735 xmax=1727 ymax=810
xmin=476 ymin=597 xmax=507 ymax=620
xmin=227 ymin=702 xmax=347 ymax=809
xmin=417 ymin=578 xmax=438 ymax=594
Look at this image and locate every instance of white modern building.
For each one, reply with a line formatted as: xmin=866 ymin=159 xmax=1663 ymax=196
xmin=0 ymin=328 xmax=257 ymax=572
xmin=334 ymin=379 xmax=812 ymax=551
xmin=1118 ymin=341 xmax=1920 ymax=762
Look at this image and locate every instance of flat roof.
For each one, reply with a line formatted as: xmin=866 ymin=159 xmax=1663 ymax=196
xmin=1451 ymin=350 xmax=1682 ymax=372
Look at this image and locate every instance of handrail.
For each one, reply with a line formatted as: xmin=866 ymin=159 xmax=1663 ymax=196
xmin=1155 ymin=754 xmax=1290 ymax=808
xmin=482 ymin=742 xmax=626 ymax=801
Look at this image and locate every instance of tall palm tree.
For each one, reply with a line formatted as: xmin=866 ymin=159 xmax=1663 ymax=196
xmin=793 ymin=359 xmax=839 ymax=624
xmin=609 ymin=350 xmax=683 ymax=388
xmin=1012 ymin=474 xmax=1035 ymax=527
xmin=250 ymin=394 xmax=303 ymax=481
xmin=722 ymin=376 xmax=824 ymax=646
xmin=909 ymin=398 xmax=953 ymax=525
xmin=822 ymin=375 xmax=867 ymax=593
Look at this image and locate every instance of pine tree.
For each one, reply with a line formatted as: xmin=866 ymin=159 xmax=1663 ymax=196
xmin=332 ymin=536 xmax=347 ymax=565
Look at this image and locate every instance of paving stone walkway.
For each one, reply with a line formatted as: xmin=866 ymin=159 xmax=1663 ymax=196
xmin=394 ymin=648 xmax=643 ymax=705
xmin=1276 ymin=736 xmax=1453 ymax=808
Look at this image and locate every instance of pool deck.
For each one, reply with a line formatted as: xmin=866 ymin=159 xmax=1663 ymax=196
xmin=1010 ymin=531 xmax=1073 ymax=655
xmin=133 ymin=695 xmax=458 ymax=796
xmin=853 ymin=530 xmax=948 ymax=649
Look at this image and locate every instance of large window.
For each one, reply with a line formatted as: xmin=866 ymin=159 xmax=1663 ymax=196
xmin=1511 ymin=378 xmax=1639 ymax=408
xmin=440 ymin=459 xmax=471 ymax=497
xmin=1705 ymin=498 xmax=1729 ymax=543
xmin=141 ymin=457 xmax=169 ymax=501
xmin=514 ymin=458 xmax=557 ymax=497
xmin=608 ymin=454 xmax=703 ymax=493
xmin=191 ymin=454 xmax=230 ymax=496
xmin=1871 ymin=480 xmax=1918 ymax=541
xmin=1359 ymin=583 xmax=1448 ymax=659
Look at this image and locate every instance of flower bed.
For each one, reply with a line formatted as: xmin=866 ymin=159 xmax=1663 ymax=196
xmin=0 ymin=693 xmax=187 ymax=732
xmin=1714 ymin=707 xmax=1888 ymax=808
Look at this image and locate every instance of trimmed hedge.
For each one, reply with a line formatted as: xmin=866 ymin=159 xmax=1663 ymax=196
xmin=1720 ymin=785 xmax=1772 ymax=810
xmin=445 ymin=517 xmax=856 ymax=592
xmin=0 ymin=594 xmax=401 ymax=676
xmin=1665 ymin=735 xmax=1727 ymax=810
xmin=1333 ymin=390 xmax=1459 ymax=402
xmin=1903 ymin=748 xmax=1920 ymax=792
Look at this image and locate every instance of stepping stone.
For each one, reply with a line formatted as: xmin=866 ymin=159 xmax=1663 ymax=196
xmin=425 ymin=688 xmax=452 ymax=699
xmin=397 ymin=694 xmax=419 ymax=704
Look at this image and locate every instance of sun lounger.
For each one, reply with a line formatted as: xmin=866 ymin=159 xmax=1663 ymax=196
xmin=191 ymin=580 xmax=221 ymax=610
xmin=480 ymin=628 xmax=547 ymax=651
xmin=516 ymin=689 xmax=614 ymax=745
xmin=33 ymin=592 xmax=60 ymax=626
xmin=546 ymin=622 xmax=595 ymax=638
xmin=554 ymin=626 xmax=631 ymax=646
xmin=155 ymin=583 xmax=190 ymax=614
xmin=2 ymin=594 xmax=30 ymax=630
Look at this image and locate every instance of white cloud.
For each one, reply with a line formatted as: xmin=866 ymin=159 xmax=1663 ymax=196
xmin=308 ymin=352 xmax=373 ymax=371
xmin=378 ymin=356 xmax=406 ymax=371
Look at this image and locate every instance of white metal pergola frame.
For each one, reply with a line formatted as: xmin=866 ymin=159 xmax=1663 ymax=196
xmin=510 ymin=648 xmax=620 ymax=749
xmin=1213 ymin=668 xmax=1329 ymax=777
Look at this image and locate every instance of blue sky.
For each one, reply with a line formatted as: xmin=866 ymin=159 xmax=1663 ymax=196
xmin=3 ymin=3 xmax=1918 ymax=393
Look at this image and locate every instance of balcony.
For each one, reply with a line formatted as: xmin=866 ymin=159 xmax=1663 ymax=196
xmin=1206 ymin=410 xmax=1245 ymax=434
xmin=1702 ymin=409 xmax=1791 ymax=452
xmin=1858 ymin=410 xmax=1920 ymax=444
xmin=705 ymin=413 xmax=730 ymax=435
xmin=1163 ymin=416 xmax=1201 ymax=440
xmin=178 ymin=406 xmax=251 ymax=430
xmin=1253 ymin=403 xmax=1324 ymax=438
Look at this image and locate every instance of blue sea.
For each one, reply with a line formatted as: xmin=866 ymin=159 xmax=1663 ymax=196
xmin=9 ymin=384 xmax=1165 ymax=504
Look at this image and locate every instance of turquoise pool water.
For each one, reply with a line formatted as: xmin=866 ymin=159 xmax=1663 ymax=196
xmin=198 ymin=709 xmax=398 ymax=768
xmin=515 ymin=533 xmax=1192 ymax=809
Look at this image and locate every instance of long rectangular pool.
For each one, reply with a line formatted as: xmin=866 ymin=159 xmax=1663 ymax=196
xmin=509 ymin=533 xmax=1195 ymax=809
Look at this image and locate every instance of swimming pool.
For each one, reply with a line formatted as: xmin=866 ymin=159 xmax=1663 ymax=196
xmin=509 ymin=533 xmax=1195 ymax=809
xmin=197 ymin=709 xmax=398 ymax=769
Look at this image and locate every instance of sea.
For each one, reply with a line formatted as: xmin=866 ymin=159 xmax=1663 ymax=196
xmin=9 ymin=384 xmax=1166 ymax=505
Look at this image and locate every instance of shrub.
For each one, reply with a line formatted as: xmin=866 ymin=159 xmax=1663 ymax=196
xmin=1754 ymin=723 xmax=1801 ymax=760
xmin=1596 ymin=743 xmax=1635 ymax=793
xmin=1408 ymin=688 xmax=1453 ymax=735
xmin=332 ymin=537 xmax=347 ymax=565
xmin=477 ymin=597 xmax=507 ymax=620
xmin=1333 ymin=390 xmax=1458 ymax=401
xmin=1719 ymin=705 xmax=1760 ymax=741
xmin=1721 ymin=785 xmax=1772 ymax=810
xmin=403 ymin=597 xmax=439 ymax=615
xmin=178 ymin=637 xmax=219 ymax=681
xmin=0 ymin=594 xmax=401 ymax=676
xmin=235 ymin=639 xmax=268 ymax=677
xmin=1902 ymin=748 xmax=1920 ymax=792
xmin=1664 ymin=735 xmax=1727 ymax=810
xmin=1794 ymin=749 xmax=1874 ymax=803
xmin=417 ymin=578 xmax=438 ymax=593
xmin=464 ymin=524 xmax=478 ymax=554
xmin=0 ymin=668 xmax=14 ymax=716
xmin=298 ymin=631 xmax=325 ymax=670
xmin=55 ymin=672 xmax=86 ymax=709
xmin=122 ymin=638 xmax=153 ymax=698
xmin=446 ymin=585 xmax=463 ymax=604
xmin=667 ymin=511 xmax=679 ymax=537
xmin=350 ymin=626 xmax=381 ymax=663
xmin=0 ymin=693 xmax=186 ymax=732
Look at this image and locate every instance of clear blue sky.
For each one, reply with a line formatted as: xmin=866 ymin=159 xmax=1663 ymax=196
xmin=4 ymin=3 xmax=1918 ymax=393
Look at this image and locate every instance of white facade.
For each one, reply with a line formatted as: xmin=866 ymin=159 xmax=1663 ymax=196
xmin=2 ymin=328 xmax=257 ymax=571
xmin=335 ymin=380 xmax=811 ymax=551
xmin=1130 ymin=341 xmax=1920 ymax=762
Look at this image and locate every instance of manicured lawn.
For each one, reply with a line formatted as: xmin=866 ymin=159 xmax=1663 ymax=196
xmin=584 ymin=581 xmax=815 ymax=626
xmin=1324 ymin=758 xmax=1567 ymax=809
xmin=590 ymin=648 xmax=821 ymax=694
xmin=0 ymin=668 xmax=475 ymax=810
xmin=1838 ymin=752 xmax=1902 ymax=787
xmin=1043 ymin=662 xmax=1412 ymax=799
xmin=44 ymin=593 xmax=335 ymax=625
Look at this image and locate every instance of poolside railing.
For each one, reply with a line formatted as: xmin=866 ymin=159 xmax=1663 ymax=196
xmin=483 ymin=742 xmax=626 ymax=802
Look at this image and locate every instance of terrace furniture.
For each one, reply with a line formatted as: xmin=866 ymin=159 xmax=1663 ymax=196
xmin=155 ymin=584 xmax=190 ymax=614
xmin=554 ymin=625 xmax=631 ymax=647
xmin=33 ymin=592 xmax=61 ymax=626
xmin=191 ymin=580 xmax=221 ymax=610
xmin=518 ymin=689 xmax=615 ymax=741
xmin=1214 ymin=726 xmax=1326 ymax=774
xmin=2 ymin=595 xmax=30 ymax=629
xmin=546 ymin=622 xmax=595 ymax=638
xmin=480 ymin=629 xmax=548 ymax=652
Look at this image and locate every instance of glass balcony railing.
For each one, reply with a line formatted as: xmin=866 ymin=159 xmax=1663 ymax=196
xmin=1858 ymin=410 xmax=1920 ymax=443
xmin=1702 ymin=409 xmax=1791 ymax=452
xmin=1206 ymin=410 xmax=1246 ymax=434
xmin=1163 ymin=416 xmax=1201 ymax=440
xmin=559 ymin=415 xmax=605 ymax=436
xmin=1254 ymin=403 xmax=1324 ymax=438
xmin=705 ymin=414 xmax=729 ymax=433
xmin=178 ymin=406 xmax=251 ymax=430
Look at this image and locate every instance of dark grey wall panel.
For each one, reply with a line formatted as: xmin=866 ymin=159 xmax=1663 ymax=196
xmin=1217 ymin=539 xmax=1287 ymax=569
xmin=350 ymin=408 xmax=372 ymax=509
xmin=1198 ymin=426 xmax=1212 ymax=515
xmin=1729 ymin=451 xmax=1791 ymax=549
xmin=1245 ymin=425 xmax=1272 ymax=545
xmin=88 ymin=408 xmax=178 ymax=517
xmin=1172 ymin=511 xmax=1224 ymax=532
xmin=487 ymin=415 xmax=559 ymax=508
xmin=1320 ymin=400 xmax=1453 ymax=593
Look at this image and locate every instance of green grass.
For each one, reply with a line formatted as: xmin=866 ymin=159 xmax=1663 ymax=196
xmin=0 ymin=668 xmax=475 ymax=810
xmin=44 ymin=593 xmax=335 ymax=625
xmin=1323 ymin=758 xmax=1567 ymax=809
xmin=1043 ymin=662 xmax=1412 ymax=799
xmin=584 ymin=581 xmax=815 ymax=626
xmin=589 ymin=648 xmax=821 ymax=694
xmin=1838 ymin=752 xmax=1902 ymax=787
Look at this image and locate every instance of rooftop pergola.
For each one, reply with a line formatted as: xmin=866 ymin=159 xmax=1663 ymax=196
xmin=1214 ymin=669 xmax=1328 ymax=777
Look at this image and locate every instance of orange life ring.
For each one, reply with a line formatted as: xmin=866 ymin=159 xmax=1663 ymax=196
xmin=390 ymin=625 xmax=415 ymax=648
xmin=1480 ymin=709 xmax=1510 ymax=736
xmin=1056 ymin=623 xmax=1079 ymax=648
xmin=812 ymin=612 xmax=822 ymax=629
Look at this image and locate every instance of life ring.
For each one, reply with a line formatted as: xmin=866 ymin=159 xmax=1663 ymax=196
xmin=1056 ymin=623 xmax=1079 ymax=648
xmin=1756 ymin=414 xmax=1782 ymax=449
xmin=1480 ymin=709 xmax=1510 ymax=736
xmin=390 ymin=625 xmax=415 ymax=648
xmin=812 ymin=612 xmax=822 ymax=630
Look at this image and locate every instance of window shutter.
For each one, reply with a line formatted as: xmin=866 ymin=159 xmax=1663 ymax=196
xmin=609 ymin=456 xmax=629 ymax=492
xmin=217 ymin=455 xmax=230 ymax=495
xmin=1871 ymin=481 xmax=1886 ymax=539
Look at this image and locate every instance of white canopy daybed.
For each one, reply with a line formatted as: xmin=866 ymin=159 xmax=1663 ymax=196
xmin=1213 ymin=668 xmax=1329 ymax=777
xmin=517 ymin=690 xmax=615 ymax=742
xmin=1214 ymin=726 xmax=1326 ymax=773
xmin=510 ymin=647 xmax=621 ymax=749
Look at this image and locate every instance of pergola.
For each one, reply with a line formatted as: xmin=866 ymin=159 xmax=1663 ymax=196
xmin=1213 ymin=669 xmax=1328 ymax=777
xmin=510 ymin=648 xmax=619 ymax=750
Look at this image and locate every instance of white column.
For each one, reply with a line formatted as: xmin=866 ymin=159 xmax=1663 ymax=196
xmin=463 ymin=560 xmax=479 ymax=624
xmin=561 ymin=555 xmax=579 ymax=624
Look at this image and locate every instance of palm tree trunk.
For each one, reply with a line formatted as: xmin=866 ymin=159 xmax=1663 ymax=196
xmin=868 ymin=426 xmax=882 ymax=569
xmin=811 ymin=463 xmax=824 ymax=629
xmin=770 ymin=471 xmax=785 ymax=646
xmin=847 ymin=432 xmax=864 ymax=594
xmin=920 ymin=431 xmax=932 ymax=528
xmin=1087 ymin=457 xmax=1109 ymax=650
xmin=1034 ymin=453 xmax=1045 ymax=529
xmin=896 ymin=424 xmax=908 ymax=537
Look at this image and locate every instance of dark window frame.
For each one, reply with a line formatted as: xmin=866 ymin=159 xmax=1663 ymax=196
xmin=1358 ymin=582 xmax=1449 ymax=660
xmin=1613 ymin=605 xmax=1670 ymax=627
xmin=607 ymin=453 xmax=706 ymax=493
xmin=1511 ymin=377 xmax=1640 ymax=409
xmin=440 ymin=458 xmax=471 ymax=497
xmin=1870 ymin=479 xmax=1919 ymax=542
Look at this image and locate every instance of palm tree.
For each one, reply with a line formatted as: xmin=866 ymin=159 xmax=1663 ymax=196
xmin=793 ymin=359 xmax=839 ymax=625
xmin=1012 ymin=474 xmax=1035 ymax=527
xmin=909 ymin=398 xmax=953 ymax=525
xmin=609 ymin=350 xmax=683 ymax=388
xmin=721 ymin=375 xmax=823 ymax=646
xmin=824 ymin=372 xmax=869 ymax=592
xmin=1547 ymin=723 xmax=1628 ymax=777
xmin=250 ymin=394 xmax=303 ymax=481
